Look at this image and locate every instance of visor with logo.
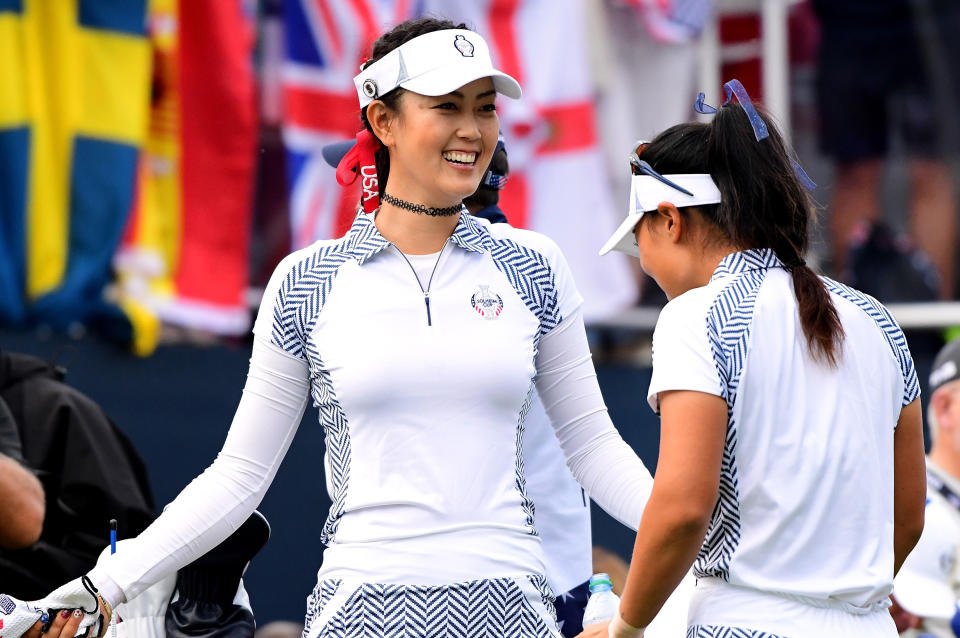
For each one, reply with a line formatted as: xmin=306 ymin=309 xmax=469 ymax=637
xmin=353 ymin=29 xmax=521 ymax=107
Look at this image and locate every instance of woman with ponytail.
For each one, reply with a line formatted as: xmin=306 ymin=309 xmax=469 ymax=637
xmin=582 ymin=83 xmax=927 ymax=638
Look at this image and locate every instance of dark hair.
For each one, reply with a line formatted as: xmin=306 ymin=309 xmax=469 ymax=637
xmin=359 ymin=17 xmax=469 ymax=197
xmin=463 ymin=146 xmax=509 ymax=210
xmin=640 ymin=104 xmax=845 ymax=366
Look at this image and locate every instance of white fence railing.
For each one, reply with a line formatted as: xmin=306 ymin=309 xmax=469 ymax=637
xmin=589 ymin=302 xmax=960 ymax=333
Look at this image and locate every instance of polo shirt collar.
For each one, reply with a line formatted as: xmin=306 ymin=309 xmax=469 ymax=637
xmin=345 ymin=211 xmax=390 ymax=265
xmin=710 ymin=248 xmax=784 ymax=282
xmin=345 ymin=209 xmax=489 ymax=265
xmin=449 ymin=211 xmax=489 ymax=255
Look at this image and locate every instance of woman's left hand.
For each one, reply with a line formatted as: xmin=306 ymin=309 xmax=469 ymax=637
xmin=23 ymin=609 xmax=88 ymax=638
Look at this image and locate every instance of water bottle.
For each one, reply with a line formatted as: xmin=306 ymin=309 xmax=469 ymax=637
xmin=582 ymin=573 xmax=621 ymax=626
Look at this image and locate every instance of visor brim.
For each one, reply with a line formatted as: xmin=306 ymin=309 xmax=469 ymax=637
xmin=894 ymin=572 xmax=958 ymax=619
xmin=401 ymin=69 xmax=521 ymax=101
xmin=598 ymin=212 xmax=645 ymax=258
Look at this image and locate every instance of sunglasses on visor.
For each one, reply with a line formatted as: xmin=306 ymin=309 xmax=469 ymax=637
xmin=628 ymin=140 xmax=694 ymax=197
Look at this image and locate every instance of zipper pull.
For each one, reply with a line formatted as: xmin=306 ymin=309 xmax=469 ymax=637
xmin=424 ymin=292 xmax=432 ymax=327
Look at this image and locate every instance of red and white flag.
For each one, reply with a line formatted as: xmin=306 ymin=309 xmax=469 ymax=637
xmin=420 ymin=0 xmax=637 ymax=320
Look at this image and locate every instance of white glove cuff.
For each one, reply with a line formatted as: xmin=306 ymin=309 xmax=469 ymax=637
xmin=608 ymin=610 xmax=645 ymax=638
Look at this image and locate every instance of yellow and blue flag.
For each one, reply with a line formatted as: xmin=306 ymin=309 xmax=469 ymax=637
xmin=0 ymin=0 xmax=150 ymax=328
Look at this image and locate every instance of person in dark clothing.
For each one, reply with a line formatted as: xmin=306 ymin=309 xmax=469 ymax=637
xmin=462 ymin=134 xmax=509 ymax=223
xmin=0 ymin=397 xmax=45 ymax=550
xmin=1 ymin=350 xmax=269 ymax=637
xmin=0 ymin=351 xmax=156 ymax=599
xmin=813 ymin=0 xmax=960 ymax=298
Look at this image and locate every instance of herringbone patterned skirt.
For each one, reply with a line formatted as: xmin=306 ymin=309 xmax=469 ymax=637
xmin=301 ymin=574 xmax=563 ymax=638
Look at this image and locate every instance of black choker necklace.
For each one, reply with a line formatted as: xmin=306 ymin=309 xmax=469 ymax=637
xmin=381 ymin=193 xmax=463 ymax=217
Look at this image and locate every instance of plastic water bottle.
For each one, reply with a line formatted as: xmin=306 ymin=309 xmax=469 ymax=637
xmin=582 ymin=572 xmax=621 ymax=626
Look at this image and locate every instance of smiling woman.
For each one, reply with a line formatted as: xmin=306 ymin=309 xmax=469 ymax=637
xmin=354 ymin=21 xmax=514 ymax=254
xmin=5 ymin=17 xmax=658 ymax=638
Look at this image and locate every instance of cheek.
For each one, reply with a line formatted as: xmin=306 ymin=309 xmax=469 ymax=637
xmin=399 ymin=113 xmax=443 ymax=158
xmin=635 ymin=226 xmax=654 ymax=266
xmin=482 ymin=116 xmax=499 ymax=141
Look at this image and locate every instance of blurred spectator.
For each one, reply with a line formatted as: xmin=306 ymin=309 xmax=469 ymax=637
xmin=0 ymin=398 xmax=45 ymax=549
xmin=891 ymin=502 xmax=960 ymax=636
xmin=0 ymin=351 xmax=155 ymax=599
xmin=847 ymin=222 xmax=940 ymax=303
xmin=813 ymin=0 xmax=960 ymax=299
xmin=462 ymin=139 xmax=509 ymax=223
xmin=890 ymin=338 xmax=960 ymax=636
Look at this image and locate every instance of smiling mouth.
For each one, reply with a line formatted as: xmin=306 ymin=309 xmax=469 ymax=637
xmin=442 ymin=151 xmax=478 ymax=167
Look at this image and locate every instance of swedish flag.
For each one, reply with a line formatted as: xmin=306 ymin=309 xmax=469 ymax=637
xmin=0 ymin=0 xmax=149 ymax=328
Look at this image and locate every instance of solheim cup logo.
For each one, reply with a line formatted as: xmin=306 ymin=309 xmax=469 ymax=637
xmin=471 ymin=285 xmax=503 ymax=320
xmin=454 ymin=34 xmax=475 ymax=57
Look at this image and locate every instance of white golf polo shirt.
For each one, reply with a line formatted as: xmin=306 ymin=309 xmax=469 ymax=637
xmin=648 ymin=249 xmax=919 ymax=635
xmin=255 ymin=209 xmax=645 ymax=585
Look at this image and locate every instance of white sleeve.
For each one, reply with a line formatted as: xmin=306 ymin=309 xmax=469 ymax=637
xmin=646 ymin=293 xmax=723 ymax=414
xmin=88 ymin=335 xmax=311 ymax=606
xmin=534 ymin=307 xmax=653 ymax=531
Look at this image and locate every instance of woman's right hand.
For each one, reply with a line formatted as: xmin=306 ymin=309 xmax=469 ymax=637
xmin=23 ymin=609 xmax=88 ymax=638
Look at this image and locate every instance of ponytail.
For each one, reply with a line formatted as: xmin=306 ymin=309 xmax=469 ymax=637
xmin=789 ymin=259 xmax=844 ymax=366
xmin=640 ymin=103 xmax=844 ymax=366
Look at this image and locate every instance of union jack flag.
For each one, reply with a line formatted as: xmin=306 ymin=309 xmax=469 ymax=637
xmin=282 ymin=0 xmax=421 ymax=249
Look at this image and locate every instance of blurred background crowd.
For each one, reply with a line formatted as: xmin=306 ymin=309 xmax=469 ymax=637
xmin=2 ymin=0 xmax=960 ymax=634
xmin=2 ymin=0 xmax=958 ymax=355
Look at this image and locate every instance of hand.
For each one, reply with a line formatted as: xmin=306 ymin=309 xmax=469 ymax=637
xmin=575 ymin=620 xmax=611 ymax=638
xmin=23 ymin=609 xmax=88 ymax=638
xmin=574 ymin=613 xmax=645 ymax=638
xmin=31 ymin=578 xmax=112 ymax=638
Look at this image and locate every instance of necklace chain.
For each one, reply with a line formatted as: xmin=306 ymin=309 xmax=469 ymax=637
xmin=382 ymin=192 xmax=462 ymax=217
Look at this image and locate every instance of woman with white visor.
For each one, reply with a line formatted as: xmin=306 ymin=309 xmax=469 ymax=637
xmin=577 ymin=83 xmax=927 ymax=638
xmin=7 ymin=18 xmax=658 ymax=638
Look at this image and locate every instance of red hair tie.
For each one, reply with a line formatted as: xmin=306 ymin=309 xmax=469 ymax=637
xmin=336 ymin=129 xmax=383 ymax=214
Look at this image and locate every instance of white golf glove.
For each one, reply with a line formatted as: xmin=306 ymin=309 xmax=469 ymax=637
xmin=0 ymin=593 xmax=46 ymax=637
xmin=31 ymin=576 xmax=111 ymax=637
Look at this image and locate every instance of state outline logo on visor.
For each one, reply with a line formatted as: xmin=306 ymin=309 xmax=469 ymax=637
xmin=454 ymin=34 xmax=474 ymax=57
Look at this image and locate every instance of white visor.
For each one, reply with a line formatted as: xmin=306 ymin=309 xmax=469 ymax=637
xmin=354 ymin=29 xmax=522 ymax=107
xmin=893 ymin=500 xmax=960 ymax=619
xmin=598 ymin=174 xmax=722 ymax=258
